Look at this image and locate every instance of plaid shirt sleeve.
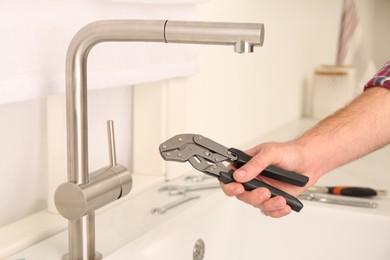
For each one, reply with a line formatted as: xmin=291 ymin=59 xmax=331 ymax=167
xmin=364 ymin=61 xmax=390 ymax=90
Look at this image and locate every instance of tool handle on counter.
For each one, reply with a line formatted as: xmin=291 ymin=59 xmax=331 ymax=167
xmin=328 ymin=186 xmax=378 ymax=197
xmin=218 ymin=170 xmax=304 ymax=212
xmin=229 ymin=148 xmax=309 ymax=187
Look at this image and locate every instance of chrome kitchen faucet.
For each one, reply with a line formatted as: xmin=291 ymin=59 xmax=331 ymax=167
xmin=54 ymin=19 xmax=264 ymax=260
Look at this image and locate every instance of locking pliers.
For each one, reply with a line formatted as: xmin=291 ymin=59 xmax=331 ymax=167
xmin=159 ymin=134 xmax=309 ymax=212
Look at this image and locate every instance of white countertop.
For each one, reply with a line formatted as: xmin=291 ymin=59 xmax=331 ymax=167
xmin=4 ymin=118 xmax=390 ymax=259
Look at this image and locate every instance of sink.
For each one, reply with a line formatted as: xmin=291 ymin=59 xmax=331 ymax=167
xmin=6 ymin=177 xmax=390 ymax=260
xmin=4 ymin=118 xmax=390 ymax=260
xmin=5 ymin=173 xmax=390 ymax=260
xmin=106 ymin=190 xmax=390 ymax=260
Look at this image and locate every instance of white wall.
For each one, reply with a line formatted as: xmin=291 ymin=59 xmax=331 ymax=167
xmin=136 ymin=0 xmax=390 ymax=180
xmin=0 ymin=99 xmax=48 ymax=226
xmin=155 ymin=0 xmax=344 ymax=180
xmin=170 ymin=0 xmax=344 ymax=145
xmin=1 ymin=0 xmax=389 ymax=227
xmin=355 ymin=0 xmax=390 ymax=68
xmin=372 ymin=0 xmax=390 ymax=67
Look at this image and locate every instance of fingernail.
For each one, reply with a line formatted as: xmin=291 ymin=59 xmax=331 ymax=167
xmin=235 ymin=170 xmax=247 ymax=179
xmin=232 ymin=186 xmax=243 ymax=196
xmin=259 ymin=190 xmax=271 ymax=201
xmin=274 ymin=197 xmax=285 ymax=208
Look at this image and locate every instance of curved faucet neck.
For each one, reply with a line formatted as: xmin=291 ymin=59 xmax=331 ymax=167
xmin=64 ymin=19 xmax=263 ymax=260
xmin=66 ymin=20 xmax=167 ymax=185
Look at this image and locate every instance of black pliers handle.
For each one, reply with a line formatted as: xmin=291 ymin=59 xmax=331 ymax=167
xmin=218 ymin=149 xmax=308 ymax=212
xmin=219 ymin=148 xmax=308 ymax=212
xmin=159 ymin=134 xmax=309 ymax=212
xmin=229 ymin=148 xmax=309 ymax=187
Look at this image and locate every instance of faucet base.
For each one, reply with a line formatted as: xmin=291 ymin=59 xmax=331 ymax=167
xmin=62 ymin=252 xmax=103 ymax=260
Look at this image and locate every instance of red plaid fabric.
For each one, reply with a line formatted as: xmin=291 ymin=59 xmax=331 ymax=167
xmin=364 ymin=61 xmax=390 ymax=90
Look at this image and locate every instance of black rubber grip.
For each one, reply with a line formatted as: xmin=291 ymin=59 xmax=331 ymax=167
xmin=229 ymin=148 xmax=309 ymax=187
xmin=219 ymin=170 xmax=304 ymax=212
xmin=328 ymin=186 xmax=378 ymax=197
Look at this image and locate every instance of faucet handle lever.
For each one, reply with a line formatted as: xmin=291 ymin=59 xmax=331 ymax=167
xmin=107 ymin=120 xmax=117 ymax=167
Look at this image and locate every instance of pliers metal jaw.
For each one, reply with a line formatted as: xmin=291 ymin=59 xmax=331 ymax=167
xmin=159 ymin=134 xmax=309 ymax=212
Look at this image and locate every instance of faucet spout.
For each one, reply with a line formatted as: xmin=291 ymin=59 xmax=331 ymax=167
xmin=163 ymin=20 xmax=264 ymax=53
xmin=60 ymin=19 xmax=264 ymax=260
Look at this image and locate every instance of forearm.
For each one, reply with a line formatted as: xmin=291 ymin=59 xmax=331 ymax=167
xmin=297 ymin=87 xmax=390 ymax=176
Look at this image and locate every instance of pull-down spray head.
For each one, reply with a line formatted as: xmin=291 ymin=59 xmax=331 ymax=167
xmin=163 ymin=20 xmax=264 ymax=53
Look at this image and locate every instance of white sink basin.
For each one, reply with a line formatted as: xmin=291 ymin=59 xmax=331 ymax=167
xmin=106 ymin=190 xmax=390 ymax=260
xmin=4 ymin=119 xmax=390 ymax=260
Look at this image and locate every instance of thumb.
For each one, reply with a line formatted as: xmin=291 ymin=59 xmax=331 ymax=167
xmin=232 ymin=143 xmax=284 ymax=183
xmin=233 ymin=154 xmax=268 ymax=183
